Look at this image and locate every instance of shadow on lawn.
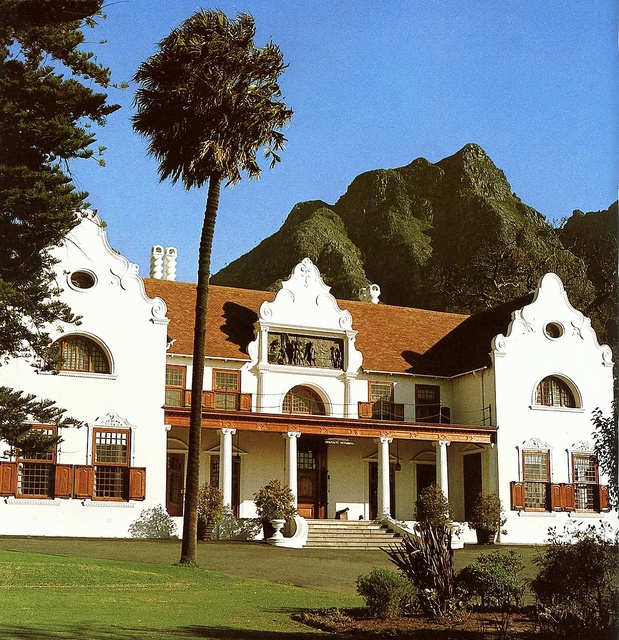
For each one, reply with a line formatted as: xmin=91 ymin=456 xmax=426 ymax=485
xmin=0 ymin=625 xmax=343 ymax=640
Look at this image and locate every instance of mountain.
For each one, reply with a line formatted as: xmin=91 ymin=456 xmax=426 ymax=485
xmin=212 ymin=144 xmax=616 ymax=348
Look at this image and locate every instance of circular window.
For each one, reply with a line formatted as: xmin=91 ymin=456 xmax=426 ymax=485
xmin=69 ymin=270 xmax=96 ymax=290
xmin=544 ymin=322 xmax=564 ymax=339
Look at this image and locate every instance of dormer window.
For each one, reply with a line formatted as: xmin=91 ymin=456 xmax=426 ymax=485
xmin=535 ymin=376 xmax=577 ymax=408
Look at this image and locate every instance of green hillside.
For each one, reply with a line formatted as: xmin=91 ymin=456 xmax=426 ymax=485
xmin=212 ymin=144 xmax=616 ymax=349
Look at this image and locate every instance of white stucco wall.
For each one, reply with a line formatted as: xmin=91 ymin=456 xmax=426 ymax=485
xmin=0 ymin=212 xmax=169 ymax=537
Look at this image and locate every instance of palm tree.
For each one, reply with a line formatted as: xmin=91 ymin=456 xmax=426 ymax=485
xmin=132 ymin=10 xmax=292 ymax=564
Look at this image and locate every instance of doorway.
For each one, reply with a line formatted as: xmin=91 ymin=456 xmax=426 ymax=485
xmin=463 ymin=452 xmax=482 ymax=521
xmin=416 ymin=463 xmax=437 ymax=502
xmin=297 ymin=436 xmax=328 ymax=518
xmin=166 ymin=453 xmax=185 ymax=517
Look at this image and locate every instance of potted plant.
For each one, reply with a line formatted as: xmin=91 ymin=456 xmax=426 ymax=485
xmin=414 ymin=484 xmax=453 ymax=529
xmin=467 ymin=492 xmax=507 ymax=544
xmin=253 ymin=478 xmax=297 ymax=540
xmin=196 ymin=483 xmax=223 ymax=540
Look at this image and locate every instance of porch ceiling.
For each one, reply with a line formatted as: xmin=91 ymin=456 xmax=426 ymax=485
xmin=164 ymin=408 xmax=496 ymax=444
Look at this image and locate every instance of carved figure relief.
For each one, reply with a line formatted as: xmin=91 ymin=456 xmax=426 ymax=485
xmin=268 ymin=332 xmax=344 ymax=369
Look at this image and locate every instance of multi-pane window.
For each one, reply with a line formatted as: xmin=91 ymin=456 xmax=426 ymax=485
xmin=415 ymin=385 xmax=441 ymax=422
xmin=535 ymin=376 xmax=576 ymax=408
xmin=93 ymin=429 xmax=129 ymax=499
xmin=165 ymin=365 xmax=185 ymax=406
xmin=573 ymin=453 xmax=598 ymax=511
xmin=54 ymin=336 xmax=110 ymax=374
xmin=282 ymin=386 xmax=325 ymax=415
xmin=214 ymin=370 xmax=240 ymax=410
xmin=17 ymin=427 xmax=56 ymax=498
xmin=522 ymin=450 xmax=550 ymax=510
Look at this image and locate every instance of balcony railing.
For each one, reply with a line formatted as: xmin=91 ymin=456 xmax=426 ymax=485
xmin=358 ymin=400 xmax=404 ymax=421
xmin=165 ymin=389 xmax=252 ymax=412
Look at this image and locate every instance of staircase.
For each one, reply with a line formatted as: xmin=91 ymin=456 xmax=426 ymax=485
xmin=304 ymin=519 xmax=402 ymax=549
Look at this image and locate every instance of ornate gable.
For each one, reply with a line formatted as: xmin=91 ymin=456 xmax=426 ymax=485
xmin=248 ymin=258 xmax=363 ymax=372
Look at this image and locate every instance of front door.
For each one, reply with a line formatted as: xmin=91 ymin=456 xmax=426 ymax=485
xmin=416 ymin=463 xmax=437 ymax=501
xmin=369 ymin=461 xmax=396 ymax=519
xmin=166 ymin=453 xmax=185 ymax=517
xmin=297 ymin=437 xmax=327 ymax=518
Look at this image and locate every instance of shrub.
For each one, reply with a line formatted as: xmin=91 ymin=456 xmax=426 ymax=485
xmin=384 ymin=526 xmax=456 ymax=617
xmin=531 ymin=522 xmax=619 ymax=635
xmin=415 ymin=484 xmax=452 ymax=528
xmin=213 ymin=507 xmax=261 ymax=541
xmin=356 ymin=568 xmax=416 ymax=618
xmin=456 ymin=550 xmax=525 ymax=609
xmin=197 ymin=483 xmax=224 ymax=524
xmin=253 ymin=478 xmax=297 ymax=522
xmin=467 ymin=493 xmax=507 ymax=540
xmin=128 ymin=505 xmax=178 ymax=538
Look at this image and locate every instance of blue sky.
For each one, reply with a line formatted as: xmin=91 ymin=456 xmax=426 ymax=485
xmin=72 ymin=1 xmax=618 ymax=284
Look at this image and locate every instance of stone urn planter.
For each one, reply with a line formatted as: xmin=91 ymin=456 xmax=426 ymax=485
xmin=268 ymin=518 xmax=286 ymax=540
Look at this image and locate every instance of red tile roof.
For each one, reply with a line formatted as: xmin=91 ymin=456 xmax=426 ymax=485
xmin=143 ymin=279 xmax=468 ymax=374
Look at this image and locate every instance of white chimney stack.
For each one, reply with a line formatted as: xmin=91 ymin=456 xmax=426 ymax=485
xmin=150 ymin=245 xmax=164 ymax=279
xmin=359 ymin=283 xmax=381 ymax=304
xmin=150 ymin=245 xmax=178 ymax=280
xmin=164 ymin=247 xmax=177 ymax=281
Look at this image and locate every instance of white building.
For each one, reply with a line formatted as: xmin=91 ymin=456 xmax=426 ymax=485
xmin=0 ymin=211 xmax=614 ymax=543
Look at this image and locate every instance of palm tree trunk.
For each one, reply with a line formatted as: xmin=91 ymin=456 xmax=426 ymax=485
xmin=180 ymin=172 xmax=222 ymax=565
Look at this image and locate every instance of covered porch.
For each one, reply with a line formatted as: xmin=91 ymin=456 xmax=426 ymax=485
xmin=165 ymin=408 xmax=497 ymax=528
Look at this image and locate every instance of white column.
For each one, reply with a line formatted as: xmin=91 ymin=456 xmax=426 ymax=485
xmin=377 ymin=437 xmax=393 ymax=517
xmin=219 ymin=428 xmax=236 ymax=508
xmin=343 ymin=374 xmax=354 ymax=418
xmin=434 ymin=440 xmax=451 ymax=500
xmin=283 ymin=432 xmax=301 ymax=507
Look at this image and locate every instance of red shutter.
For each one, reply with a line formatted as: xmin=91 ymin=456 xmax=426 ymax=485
xmin=183 ymin=390 xmax=192 ymax=407
xmin=0 ymin=462 xmax=17 ymax=496
xmin=599 ymin=485 xmax=610 ymax=512
xmin=202 ymin=391 xmax=216 ymax=409
xmin=54 ymin=465 xmax=73 ymax=499
xmin=358 ymin=402 xmax=373 ymax=419
xmin=74 ymin=465 xmax=94 ymax=499
xmin=510 ymin=481 xmax=525 ymax=510
xmin=550 ymin=484 xmax=563 ymax=511
xmin=239 ymin=393 xmax=252 ymax=412
xmin=128 ymin=467 xmax=146 ymax=501
xmin=560 ymin=483 xmax=575 ymax=511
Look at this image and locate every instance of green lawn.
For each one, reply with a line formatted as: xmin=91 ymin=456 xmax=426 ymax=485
xmin=0 ymin=538 xmax=541 ymax=639
xmin=0 ymin=549 xmax=359 ymax=639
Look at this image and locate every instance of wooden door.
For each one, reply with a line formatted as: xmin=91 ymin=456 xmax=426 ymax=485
xmin=166 ymin=453 xmax=184 ymax=517
xmin=369 ymin=461 xmax=396 ymax=520
xmin=463 ymin=453 xmax=482 ymax=521
xmin=297 ymin=437 xmax=327 ymax=519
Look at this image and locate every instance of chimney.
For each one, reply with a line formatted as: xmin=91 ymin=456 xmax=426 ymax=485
xmin=150 ymin=245 xmax=164 ymax=279
xmin=150 ymin=246 xmax=178 ymax=280
xmin=359 ymin=283 xmax=381 ymax=304
xmin=163 ymin=247 xmax=177 ymax=281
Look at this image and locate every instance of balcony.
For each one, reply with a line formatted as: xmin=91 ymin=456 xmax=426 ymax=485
xmin=358 ymin=400 xmax=404 ymax=421
xmin=165 ymin=389 xmax=252 ymax=412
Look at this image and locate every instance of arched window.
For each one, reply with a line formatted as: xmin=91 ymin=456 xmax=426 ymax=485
xmin=282 ymin=386 xmax=326 ymax=416
xmin=534 ymin=376 xmax=577 ymax=408
xmin=53 ymin=336 xmax=111 ymax=374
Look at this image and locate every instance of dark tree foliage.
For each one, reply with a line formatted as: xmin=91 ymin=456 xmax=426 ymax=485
xmin=0 ymin=386 xmax=80 ymax=459
xmin=0 ymin=0 xmax=117 ymax=453
xmin=133 ymin=9 xmax=292 ymax=565
xmin=0 ymin=0 xmax=119 ymax=361
xmin=592 ymin=401 xmax=618 ymax=509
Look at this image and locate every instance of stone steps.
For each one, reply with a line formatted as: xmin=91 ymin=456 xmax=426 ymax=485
xmin=305 ymin=519 xmax=402 ymax=549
